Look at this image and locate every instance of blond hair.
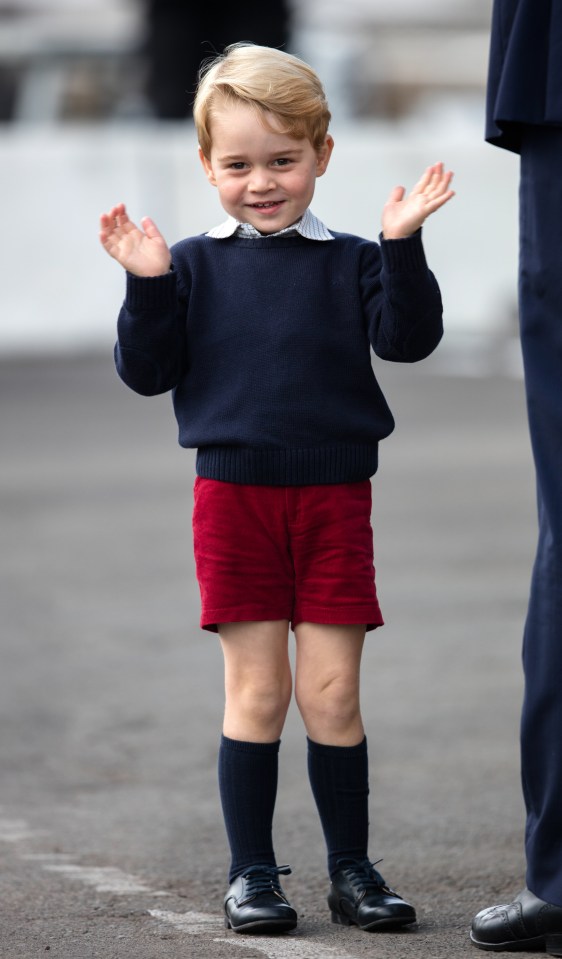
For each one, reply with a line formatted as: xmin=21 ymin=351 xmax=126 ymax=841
xmin=194 ymin=43 xmax=331 ymax=158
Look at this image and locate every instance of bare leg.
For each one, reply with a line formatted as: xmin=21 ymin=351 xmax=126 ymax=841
xmin=294 ymin=622 xmax=365 ymax=745
xmin=294 ymin=622 xmax=415 ymax=928
xmin=219 ymin=620 xmax=292 ymax=741
xmin=217 ymin=620 xmax=292 ymax=883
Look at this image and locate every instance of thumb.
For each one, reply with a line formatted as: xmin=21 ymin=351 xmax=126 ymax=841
xmin=141 ymin=216 xmax=166 ymax=241
xmin=386 ymin=185 xmax=406 ymax=204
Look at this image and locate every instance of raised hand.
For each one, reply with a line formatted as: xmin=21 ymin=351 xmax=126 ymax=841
xmin=381 ymin=162 xmax=455 ymax=240
xmin=99 ymin=203 xmax=172 ymax=277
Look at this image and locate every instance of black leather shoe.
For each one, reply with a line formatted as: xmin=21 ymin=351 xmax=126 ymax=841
xmin=224 ymin=864 xmax=297 ymax=934
xmin=327 ymin=859 xmax=416 ymax=931
xmin=471 ymin=888 xmax=562 ymax=955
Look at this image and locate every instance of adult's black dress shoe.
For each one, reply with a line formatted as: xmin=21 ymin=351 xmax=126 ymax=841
xmin=471 ymin=888 xmax=562 ymax=955
xmin=224 ymin=864 xmax=297 ymax=934
xmin=327 ymin=859 xmax=417 ymax=931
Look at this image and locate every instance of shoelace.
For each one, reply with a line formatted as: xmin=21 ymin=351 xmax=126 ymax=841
xmin=336 ymin=858 xmax=390 ymax=893
xmin=242 ymin=864 xmax=292 ymax=898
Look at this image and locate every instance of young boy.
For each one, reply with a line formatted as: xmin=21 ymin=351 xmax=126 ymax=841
xmin=100 ymin=42 xmax=454 ymax=936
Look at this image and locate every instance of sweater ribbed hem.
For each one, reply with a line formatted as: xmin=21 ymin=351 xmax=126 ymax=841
xmin=194 ymin=445 xmax=379 ymax=485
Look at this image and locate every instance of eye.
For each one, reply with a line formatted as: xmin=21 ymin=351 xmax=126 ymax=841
xmin=273 ymin=158 xmax=293 ymax=167
xmin=229 ymin=161 xmax=247 ymax=171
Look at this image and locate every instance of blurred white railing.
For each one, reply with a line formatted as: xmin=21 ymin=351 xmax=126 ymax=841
xmin=0 ymin=114 xmax=518 ymax=356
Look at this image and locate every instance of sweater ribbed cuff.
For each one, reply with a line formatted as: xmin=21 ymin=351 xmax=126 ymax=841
xmin=124 ymin=271 xmax=177 ymax=310
xmin=379 ymin=228 xmax=428 ymax=272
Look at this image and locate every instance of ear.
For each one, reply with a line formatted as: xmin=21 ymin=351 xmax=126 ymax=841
xmin=315 ymin=135 xmax=334 ymax=178
xmin=198 ymin=145 xmax=217 ymax=186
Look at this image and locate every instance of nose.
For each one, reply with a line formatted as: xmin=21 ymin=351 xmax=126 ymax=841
xmin=248 ymin=167 xmax=276 ymax=193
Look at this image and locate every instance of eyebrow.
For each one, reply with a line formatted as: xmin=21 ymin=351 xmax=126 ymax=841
xmin=217 ymin=147 xmax=305 ymax=163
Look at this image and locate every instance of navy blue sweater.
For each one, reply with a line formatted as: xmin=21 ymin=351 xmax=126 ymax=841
xmin=115 ymin=229 xmax=443 ymax=485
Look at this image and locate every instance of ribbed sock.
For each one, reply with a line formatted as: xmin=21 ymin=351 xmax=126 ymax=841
xmin=218 ymin=734 xmax=280 ymax=883
xmin=307 ymin=735 xmax=370 ymax=877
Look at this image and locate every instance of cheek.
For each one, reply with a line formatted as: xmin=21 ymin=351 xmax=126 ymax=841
xmin=292 ymin=171 xmax=317 ymax=198
xmin=216 ymin=176 xmax=241 ymax=199
xmin=214 ymin=178 xmax=244 ymax=214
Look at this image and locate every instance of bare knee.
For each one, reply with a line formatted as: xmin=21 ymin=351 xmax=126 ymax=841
xmin=220 ymin=621 xmax=292 ymax=741
xmin=295 ymin=674 xmax=363 ymax=745
xmin=226 ymin=673 xmax=292 ymax=740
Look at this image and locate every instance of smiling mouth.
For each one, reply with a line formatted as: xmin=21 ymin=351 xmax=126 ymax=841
xmin=249 ymin=201 xmax=284 ymax=209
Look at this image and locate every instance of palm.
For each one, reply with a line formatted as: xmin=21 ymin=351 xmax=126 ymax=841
xmin=382 ymin=163 xmax=454 ymax=239
xmin=99 ymin=203 xmax=171 ymax=277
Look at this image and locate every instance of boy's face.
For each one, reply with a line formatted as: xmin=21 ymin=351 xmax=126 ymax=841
xmin=199 ymin=100 xmax=333 ymax=234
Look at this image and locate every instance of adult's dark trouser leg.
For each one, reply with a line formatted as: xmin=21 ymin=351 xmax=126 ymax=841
xmin=519 ymin=126 xmax=562 ymax=907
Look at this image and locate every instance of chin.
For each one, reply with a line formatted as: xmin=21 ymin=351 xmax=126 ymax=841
xmin=251 ymin=216 xmax=293 ymax=233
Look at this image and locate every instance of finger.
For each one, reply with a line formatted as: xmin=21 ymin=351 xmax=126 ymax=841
xmin=410 ymin=164 xmax=438 ymax=195
xmin=424 ymin=163 xmax=447 ymax=193
xmin=100 ymin=203 xmax=130 ymax=236
xmin=386 ymin=185 xmax=406 ymax=204
xmin=140 ymin=216 xmax=164 ymax=240
xmin=425 ymin=189 xmax=456 ymax=214
xmin=99 ymin=213 xmax=120 ymax=244
xmin=99 ymin=230 xmax=119 ymax=253
xmin=429 ymin=171 xmax=455 ymax=200
xmin=103 ymin=202 xmax=127 ymax=223
xmin=436 ymin=166 xmax=452 ymax=185
xmin=420 ymin=168 xmax=454 ymax=202
xmin=109 ymin=203 xmax=137 ymax=235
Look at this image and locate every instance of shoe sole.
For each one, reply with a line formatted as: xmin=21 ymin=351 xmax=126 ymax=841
xmin=226 ymin=917 xmax=297 ymax=934
xmin=470 ymin=932 xmax=562 ymax=956
xmin=331 ymin=910 xmax=417 ymax=931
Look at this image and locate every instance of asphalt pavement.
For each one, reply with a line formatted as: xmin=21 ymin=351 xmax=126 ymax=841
xmin=0 ymin=344 xmax=537 ymax=958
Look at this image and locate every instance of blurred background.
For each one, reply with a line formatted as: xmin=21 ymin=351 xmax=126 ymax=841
xmin=0 ymin=0 xmax=519 ymax=365
xmin=0 ymin=9 xmax=535 ymax=948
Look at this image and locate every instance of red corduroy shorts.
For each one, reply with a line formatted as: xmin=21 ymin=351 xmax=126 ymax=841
xmin=192 ymin=476 xmax=383 ymax=633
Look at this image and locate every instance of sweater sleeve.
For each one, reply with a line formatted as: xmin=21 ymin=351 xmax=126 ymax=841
xmin=361 ymin=230 xmax=444 ymax=362
xmin=114 ymin=270 xmax=188 ymax=396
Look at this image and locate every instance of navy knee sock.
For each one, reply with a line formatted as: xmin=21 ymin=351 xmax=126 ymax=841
xmin=307 ymin=736 xmax=370 ymax=877
xmin=218 ymin=734 xmax=280 ymax=883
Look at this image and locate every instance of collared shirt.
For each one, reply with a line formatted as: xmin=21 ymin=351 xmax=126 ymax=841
xmin=206 ymin=208 xmax=334 ymax=241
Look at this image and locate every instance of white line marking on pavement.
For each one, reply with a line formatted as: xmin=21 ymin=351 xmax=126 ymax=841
xmin=0 ymin=818 xmax=46 ymax=842
xmin=21 ymin=853 xmax=76 ymax=861
xmin=0 ymin=810 xmax=171 ymax=898
xmin=211 ymin=933 xmax=361 ymax=959
xmin=43 ymin=863 xmax=169 ymax=896
xmin=2 ymin=809 xmax=360 ymax=957
xmin=149 ymin=909 xmax=222 ymax=934
xmin=149 ymin=909 xmax=362 ymax=959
